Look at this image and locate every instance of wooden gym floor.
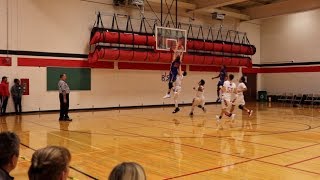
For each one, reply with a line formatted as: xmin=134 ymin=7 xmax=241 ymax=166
xmin=1 ymin=102 xmax=320 ymax=179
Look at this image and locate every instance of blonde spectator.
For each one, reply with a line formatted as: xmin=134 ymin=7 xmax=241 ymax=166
xmin=109 ymin=162 xmax=146 ymax=180
xmin=28 ymin=146 xmax=71 ymax=180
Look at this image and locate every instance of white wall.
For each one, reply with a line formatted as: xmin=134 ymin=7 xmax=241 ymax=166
xmin=238 ymin=20 xmax=261 ymax=91
xmin=0 ymin=0 xmax=254 ymax=112
xmin=260 ymin=9 xmax=320 ymax=94
xmin=262 ymin=72 xmax=320 ymax=95
xmin=261 ymin=9 xmax=320 ymax=63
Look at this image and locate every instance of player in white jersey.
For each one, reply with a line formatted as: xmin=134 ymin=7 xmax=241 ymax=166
xmin=229 ymin=76 xmax=253 ymax=117
xmin=216 ymin=74 xmax=237 ymax=129
xmin=172 ymin=64 xmax=187 ymax=113
xmin=189 ymin=79 xmax=206 ymax=117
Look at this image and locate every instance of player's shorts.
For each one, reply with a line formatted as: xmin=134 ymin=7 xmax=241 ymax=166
xmin=217 ymin=80 xmax=224 ymax=88
xmin=173 ymin=86 xmax=181 ymax=93
xmin=173 ymin=86 xmax=181 ymax=99
xmin=193 ymin=96 xmax=205 ymax=106
xmin=233 ymin=95 xmax=245 ymax=106
xmin=221 ymin=98 xmax=232 ymax=109
xmin=169 ymin=72 xmax=178 ymax=82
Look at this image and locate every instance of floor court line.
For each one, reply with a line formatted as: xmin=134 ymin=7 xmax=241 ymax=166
xmin=285 ymin=155 xmax=320 ymax=167
xmin=123 ymin=114 xmax=316 ymax=137
xmin=125 ymin=120 xmax=291 ymax=150
xmin=255 ymin=142 xmax=320 ymax=160
xmin=12 ymin=107 xmax=320 ymax=179
xmin=255 ymin=160 xmax=320 ymax=176
xmin=163 ymin=142 xmax=320 ymax=179
xmin=113 ymin=128 xmax=252 ymax=159
xmin=115 ymin=127 xmax=320 ymax=179
xmin=119 ymin=115 xmax=305 ymax=150
xmin=162 ymin=159 xmax=253 ymax=180
xmin=48 ymin=132 xmax=104 ymax=151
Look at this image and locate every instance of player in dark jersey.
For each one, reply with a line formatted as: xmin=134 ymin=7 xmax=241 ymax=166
xmin=163 ymin=45 xmax=184 ymax=98
xmin=212 ymin=65 xmax=227 ymax=102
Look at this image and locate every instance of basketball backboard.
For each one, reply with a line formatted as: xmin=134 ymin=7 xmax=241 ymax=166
xmin=155 ymin=26 xmax=187 ymax=52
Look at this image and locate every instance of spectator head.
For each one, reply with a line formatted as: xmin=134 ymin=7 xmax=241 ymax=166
xmin=109 ymin=162 xmax=146 ymax=180
xmin=14 ymin=79 xmax=20 ymax=84
xmin=28 ymin=146 xmax=71 ymax=180
xmin=0 ymin=132 xmax=20 ymax=173
xmin=2 ymin=76 xmax=8 ymax=82
xmin=60 ymin=74 xmax=67 ymax=81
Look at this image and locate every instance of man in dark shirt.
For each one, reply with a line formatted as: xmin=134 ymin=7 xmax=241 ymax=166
xmin=0 ymin=131 xmax=20 ymax=180
xmin=212 ymin=65 xmax=227 ymax=102
xmin=11 ymin=79 xmax=23 ymax=115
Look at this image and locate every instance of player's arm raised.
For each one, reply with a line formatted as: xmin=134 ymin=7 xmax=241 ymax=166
xmin=179 ymin=51 xmax=184 ymax=63
xmin=212 ymin=74 xmax=220 ymax=80
xmin=172 ymin=44 xmax=179 ymax=62
xmin=178 ymin=64 xmax=182 ymax=76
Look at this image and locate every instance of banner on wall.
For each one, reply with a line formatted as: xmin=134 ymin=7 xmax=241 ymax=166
xmin=20 ymin=79 xmax=29 ymax=95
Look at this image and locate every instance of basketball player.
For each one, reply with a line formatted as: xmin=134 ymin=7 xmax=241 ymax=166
xmin=172 ymin=64 xmax=187 ymax=113
xmin=163 ymin=44 xmax=184 ymax=99
xmin=189 ymin=79 xmax=206 ymax=117
xmin=216 ymin=74 xmax=236 ymax=129
xmin=212 ymin=65 xmax=227 ymax=102
xmin=229 ymin=76 xmax=253 ymax=117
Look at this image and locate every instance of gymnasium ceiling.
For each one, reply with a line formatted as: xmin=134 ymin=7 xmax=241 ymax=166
xmin=165 ymin=0 xmax=320 ymax=20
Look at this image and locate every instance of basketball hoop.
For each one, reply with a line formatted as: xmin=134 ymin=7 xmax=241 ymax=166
xmin=155 ymin=26 xmax=187 ymax=52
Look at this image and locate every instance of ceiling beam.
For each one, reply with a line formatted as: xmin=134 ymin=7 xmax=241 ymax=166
xmin=192 ymin=0 xmax=249 ymax=12
xmin=243 ymin=0 xmax=320 ymax=20
xmin=211 ymin=8 xmax=251 ymax=20
xmin=147 ymin=0 xmax=196 ymax=10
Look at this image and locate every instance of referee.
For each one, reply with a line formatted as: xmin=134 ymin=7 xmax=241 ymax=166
xmin=58 ymin=74 xmax=72 ymax=121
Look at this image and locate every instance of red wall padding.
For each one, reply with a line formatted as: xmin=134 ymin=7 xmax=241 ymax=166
xmin=223 ymin=44 xmax=232 ymax=53
xmin=193 ymin=41 xmax=205 ymax=50
xmin=132 ymin=51 xmax=148 ymax=61
xmin=189 ymin=65 xmax=240 ymax=72
xmin=120 ymin=33 xmax=134 ymax=44
xmin=232 ymin=44 xmax=241 ymax=54
xmin=90 ymin=31 xmax=256 ymax=55
xmin=214 ymin=56 xmax=223 ymax=65
xmin=88 ymin=48 xmax=252 ymax=67
xmin=0 ymin=57 xmax=12 ymax=66
xmin=134 ymin=34 xmax=147 ymax=45
xmin=213 ymin=42 xmax=223 ymax=52
xmin=183 ymin=54 xmax=194 ymax=64
xmin=204 ymin=42 xmax=214 ymax=51
xmin=204 ymin=56 xmax=214 ymax=65
xmin=19 ymin=57 xmax=114 ymax=69
xmin=118 ymin=62 xmax=187 ymax=71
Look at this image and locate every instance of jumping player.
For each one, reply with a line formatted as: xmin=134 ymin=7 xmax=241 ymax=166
xmin=216 ymin=74 xmax=236 ymax=129
xmin=212 ymin=65 xmax=227 ymax=102
xmin=163 ymin=44 xmax=184 ymax=99
xmin=172 ymin=64 xmax=187 ymax=113
xmin=189 ymin=79 xmax=206 ymax=117
xmin=229 ymin=76 xmax=253 ymax=117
